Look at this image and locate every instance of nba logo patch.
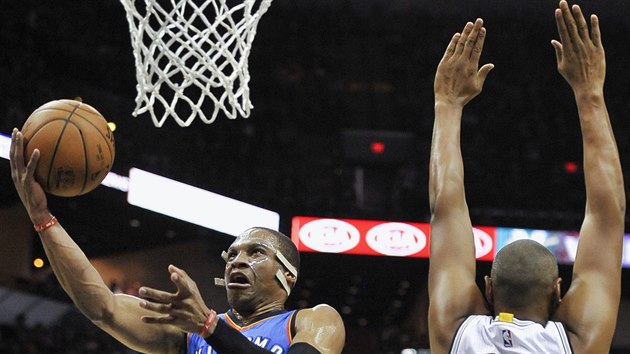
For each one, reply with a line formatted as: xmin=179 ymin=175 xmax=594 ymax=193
xmin=502 ymin=329 xmax=513 ymax=347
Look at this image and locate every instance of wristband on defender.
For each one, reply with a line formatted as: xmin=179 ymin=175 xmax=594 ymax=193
xmin=34 ymin=215 xmax=58 ymax=232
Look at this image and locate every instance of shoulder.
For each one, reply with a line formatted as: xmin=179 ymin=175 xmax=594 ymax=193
xmin=431 ymin=313 xmax=481 ymax=354
xmin=292 ymin=305 xmax=345 ymax=354
xmin=562 ymin=320 xmax=612 ymax=354
xmin=295 ymin=304 xmax=344 ymax=331
xmin=553 ymin=279 xmax=619 ymax=354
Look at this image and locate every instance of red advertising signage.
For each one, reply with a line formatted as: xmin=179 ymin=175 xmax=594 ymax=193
xmin=291 ymin=216 xmax=496 ymax=259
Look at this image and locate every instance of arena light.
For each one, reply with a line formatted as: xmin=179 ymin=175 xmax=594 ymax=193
xmin=369 ymin=141 xmax=385 ymax=154
xmin=3 ymin=132 xmax=278 ymax=235
xmin=0 ymin=133 xmax=9 ymax=159
xmin=127 ymin=168 xmax=280 ymax=236
xmin=100 ymin=172 xmax=129 ymax=192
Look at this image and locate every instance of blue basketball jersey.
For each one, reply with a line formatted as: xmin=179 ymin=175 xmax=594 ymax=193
xmin=187 ymin=309 xmax=298 ymax=354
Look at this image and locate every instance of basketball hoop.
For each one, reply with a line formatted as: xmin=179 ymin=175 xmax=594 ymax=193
xmin=119 ymin=0 xmax=273 ymax=127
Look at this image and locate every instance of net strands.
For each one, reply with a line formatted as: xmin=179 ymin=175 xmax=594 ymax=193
xmin=120 ymin=0 xmax=273 ymax=127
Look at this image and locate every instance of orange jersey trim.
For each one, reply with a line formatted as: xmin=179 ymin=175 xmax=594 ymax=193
xmin=223 ymin=312 xmax=282 ymax=330
xmin=222 ymin=310 xmax=297 ymax=342
xmin=286 ymin=310 xmax=297 ymax=343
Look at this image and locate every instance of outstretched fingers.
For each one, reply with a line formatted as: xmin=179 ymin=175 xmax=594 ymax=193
xmin=9 ymin=130 xmax=17 ymax=175
xmin=554 ymin=6 xmax=571 ymax=48
xmin=551 ymin=38 xmax=563 ymax=64
xmin=442 ymin=32 xmax=461 ymax=61
xmin=169 ymin=265 xmax=193 ymax=298
xmin=590 ymin=14 xmax=602 ymax=48
xmin=463 ymin=19 xmax=484 ymax=60
xmin=25 ymin=149 xmax=40 ymax=181
xmin=454 ymin=21 xmax=474 ymax=57
xmin=141 ymin=314 xmax=176 ymax=324
xmin=559 ymin=1 xmax=580 ymax=46
xmin=140 ymin=297 xmax=175 ymax=315
xmin=478 ymin=63 xmax=495 ymax=86
xmin=139 ymin=285 xmax=175 ymax=304
xmin=470 ymin=25 xmax=487 ymax=64
xmin=9 ymin=129 xmax=39 ymax=182
xmin=9 ymin=129 xmax=23 ymax=173
xmin=571 ymin=4 xmax=590 ymax=43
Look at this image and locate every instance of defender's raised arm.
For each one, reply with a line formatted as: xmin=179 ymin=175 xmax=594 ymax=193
xmin=550 ymin=2 xmax=625 ymax=353
xmin=428 ymin=18 xmax=494 ymax=353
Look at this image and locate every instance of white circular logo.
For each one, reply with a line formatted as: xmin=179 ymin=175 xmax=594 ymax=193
xmin=299 ymin=219 xmax=361 ymax=253
xmin=366 ymin=222 xmax=427 ymax=257
xmin=473 ymin=228 xmax=494 ymax=258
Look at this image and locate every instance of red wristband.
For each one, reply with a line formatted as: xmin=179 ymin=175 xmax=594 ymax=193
xmin=34 ymin=215 xmax=57 ymax=232
xmin=199 ymin=309 xmax=218 ymax=338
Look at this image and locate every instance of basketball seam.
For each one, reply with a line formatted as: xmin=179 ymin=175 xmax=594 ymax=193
xmin=68 ymin=108 xmax=115 ymax=166
xmin=71 ymin=103 xmax=90 ymax=196
xmin=46 ymin=102 xmax=84 ymax=193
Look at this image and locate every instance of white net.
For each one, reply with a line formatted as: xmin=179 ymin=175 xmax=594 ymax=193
xmin=120 ymin=0 xmax=273 ymax=127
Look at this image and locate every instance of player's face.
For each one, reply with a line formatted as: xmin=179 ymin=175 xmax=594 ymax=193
xmin=223 ymin=230 xmax=286 ymax=311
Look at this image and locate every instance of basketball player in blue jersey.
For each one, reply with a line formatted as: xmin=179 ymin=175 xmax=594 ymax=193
xmin=9 ymin=152 xmax=345 ymax=351
xmin=137 ymin=227 xmax=346 ymax=354
xmin=428 ymin=1 xmax=624 ymax=354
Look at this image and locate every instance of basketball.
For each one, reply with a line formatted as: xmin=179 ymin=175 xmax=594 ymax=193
xmin=21 ymin=99 xmax=116 ymax=197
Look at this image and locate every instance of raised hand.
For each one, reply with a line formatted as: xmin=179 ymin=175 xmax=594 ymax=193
xmin=139 ymin=265 xmax=213 ymax=334
xmin=434 ymin=18 xmax=494 ymax=107
xmin=551 ymin=0 xmax=605 ymax=93
xmin=9 ymin=128 xmax=50 ymax=224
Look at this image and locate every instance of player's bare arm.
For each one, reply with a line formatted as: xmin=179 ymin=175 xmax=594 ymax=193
xmin=550 ymin=2 xmax=625 ymax=353
xmin=428 ymin=18 xmax=494 ymax=354
xmin=140 ymin=265 xmax=345 ymax=354
xmin=10 ymin=129 xmax=183 ymax=354
xmin=292 ymin=304 xmax=346 ymax=354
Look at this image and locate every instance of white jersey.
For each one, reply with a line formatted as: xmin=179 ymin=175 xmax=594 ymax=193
xmin=450 ymin=314 xmax=573 ymax=354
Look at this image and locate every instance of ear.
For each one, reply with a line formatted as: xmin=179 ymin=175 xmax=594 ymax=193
xmin=285 ymin=271 xmax=297 ymax=289
xmin=484 ymin=275 xmax=493 ymax=305
xmin=548 ymin=277 xmax=563 ymax=316
xmin=554 ymin=277 xmax=563 ymax=304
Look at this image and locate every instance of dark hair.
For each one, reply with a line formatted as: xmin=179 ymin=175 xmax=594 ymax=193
xmin=491 ymin=239 xmax=559 ymax=309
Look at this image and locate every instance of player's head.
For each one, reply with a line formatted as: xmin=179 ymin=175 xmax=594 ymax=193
xmin=223 ymin=227 xmax=300 ymax=312
xmin=484 ymin=239 xmax=561 ymax=316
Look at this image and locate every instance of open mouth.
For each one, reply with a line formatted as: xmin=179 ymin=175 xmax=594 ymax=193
xmin=227 ymin=273 xmax=252 ymax=289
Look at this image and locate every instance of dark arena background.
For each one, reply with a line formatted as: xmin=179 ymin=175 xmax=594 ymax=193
xmin=1 ymin=0 xmax=630 ymax=353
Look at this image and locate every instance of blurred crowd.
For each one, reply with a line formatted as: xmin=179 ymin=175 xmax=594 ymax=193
xmin=0 ymin=311 xmax=136 ymax=354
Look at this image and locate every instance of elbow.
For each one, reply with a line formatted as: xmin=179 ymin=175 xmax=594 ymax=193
xmin=80 ymin=301 xmax=116 ymax=324
xmin=429 ymin=164 xmax=466 ymax=215
xmin=430 ymin=183 xmax=466 ymax=218
xmin=72 ymin=288 xmax=117 ymax=323
xmin=586 ymin=191 xmax=626 ymax=227
xmin=618 ymin=195 xmax=626 ymax=219
xmin=610 ymin=180 xmax=626 ymax=221
xmin=87 ymin=305 xmax=115 ymax=323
